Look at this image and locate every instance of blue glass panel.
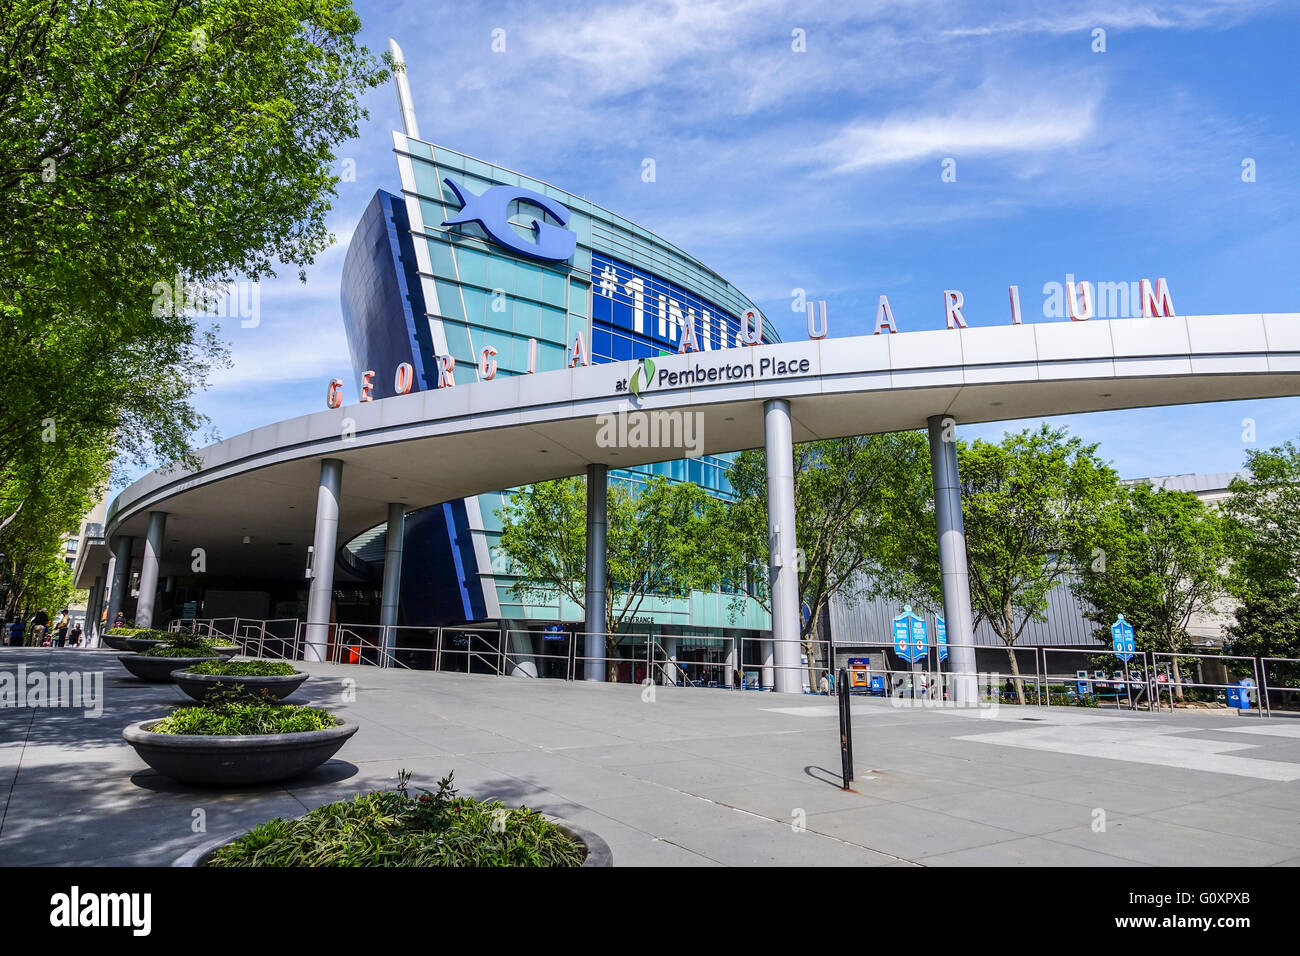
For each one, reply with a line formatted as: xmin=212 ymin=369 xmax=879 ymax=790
xmin=515 ymin=261 xmax=544 ymax=301
xmin=434 ymin=280 xmax=464 ymax=320
xmin=540 ymin=306 xmax=567 ymax=345
xmin=462 ymin=287 xmax=489 ymax=326
xmin=592 ymin=328 xmax=612 ymax=360
xmin=486 ymin=255 xmax=515 ymax=293
xmin=541 ymin=269 xmax=566 ymax=308
xmin=455 ymin=246 xmax=488 ymax=287
xmin=513 ymin=300 xmax=542 ymax=337
xmin=569 ymin=279 xmax=588 ymax=316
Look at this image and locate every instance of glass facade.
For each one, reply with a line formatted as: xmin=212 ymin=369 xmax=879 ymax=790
xmin=339 ymin=135 xmax=775 ymax=634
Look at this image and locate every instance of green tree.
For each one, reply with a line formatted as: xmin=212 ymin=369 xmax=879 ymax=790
xmin=1 ymin=428 xmax=112 ymax=629
xmin=1222 ymin=441 xmax=1300 ymax=689
xmin=1224 ymin=441 xmax=1300 ymax=579
xmin=945 ymin=425 xmax=1119 ymax=703
xmin=0 ymin=0 xmax=387 ymax=526
xmin=1072 ymin=482 xmax=1237 ymax=698
xmin=496 ymin=476 xmax=733 ymax=680
xmin=724 ymin=434 xmax=935 ymax=689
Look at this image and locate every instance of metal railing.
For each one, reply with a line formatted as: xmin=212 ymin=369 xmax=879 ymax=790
xmin=1041 ymin=647 xmax=1153 ymax=711
xmin=1260 ymin=656 xmax=1300 ymax=718
xmin=1150 ymin=651 xmax=1264 ymax=718
xmin=161 ymin=616 xmax=1297 ymax=716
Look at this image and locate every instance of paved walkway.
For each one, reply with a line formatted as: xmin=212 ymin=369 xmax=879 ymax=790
xmin=2 ymin=647 xmax=1298 ymax=866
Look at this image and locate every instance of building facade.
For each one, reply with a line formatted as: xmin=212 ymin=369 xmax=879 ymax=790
xmin=336 ymin=127 xmax=776 ymax=660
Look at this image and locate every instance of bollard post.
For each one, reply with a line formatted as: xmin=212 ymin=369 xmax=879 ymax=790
xmin=837 ymin=667 xmax=854 ymax=788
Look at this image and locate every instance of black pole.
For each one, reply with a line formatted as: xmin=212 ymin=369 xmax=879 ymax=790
xmin=837 ymin=667 xmax=854 ymax=788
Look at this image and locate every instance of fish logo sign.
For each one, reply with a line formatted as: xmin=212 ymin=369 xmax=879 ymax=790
xmin=441 ymin=178 xmax=577 ymax=263
xmin=628 ymin=357 xmax=656 ymax=397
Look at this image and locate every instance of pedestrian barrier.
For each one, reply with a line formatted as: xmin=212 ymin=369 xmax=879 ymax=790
xmin=161 ymin=616 xmax=1299 ymax=716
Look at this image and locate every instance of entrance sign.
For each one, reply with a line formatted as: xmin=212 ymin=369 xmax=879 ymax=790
xmin=1111 ymin=614 xmax=1136 ymax=662
xmin=893 ymin=605 xmax=928 ymax=664
xmin=936 ymin=614 xmax=948 ymax=663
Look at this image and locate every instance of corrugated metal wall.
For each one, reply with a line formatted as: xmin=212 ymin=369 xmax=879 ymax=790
xmin=828 ymin=574 xmax=1105 ymax=648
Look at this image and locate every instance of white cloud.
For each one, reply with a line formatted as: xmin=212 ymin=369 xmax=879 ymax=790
xmin=823 ymin=83 xmax=1102 ymax=172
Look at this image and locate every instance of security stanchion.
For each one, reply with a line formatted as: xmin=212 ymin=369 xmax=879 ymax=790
xmin=837 ymin=667 xmax=854 ymax=789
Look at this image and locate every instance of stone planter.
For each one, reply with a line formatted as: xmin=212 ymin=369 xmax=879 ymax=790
xmin=170 ymin=812 xmax=611 ymax=867
xmin=100 ymin=634 xmax=134 ymax=651
xmin=118 ymin=653 xmax=221 ymax=683
xmin=173 ymin=669 xmax=309 ymax=703
xmin=123 ymin=717 xmax=357 ymax=787
xmin=209 ymin=645 xmax=241 ymax=661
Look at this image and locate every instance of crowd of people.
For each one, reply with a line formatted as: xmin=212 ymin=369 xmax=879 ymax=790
xmin=3 ymin=607 xmax=93 ymax=648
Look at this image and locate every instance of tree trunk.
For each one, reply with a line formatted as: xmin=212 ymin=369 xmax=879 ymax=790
xmin=804 ymin=617 xmax=820 ymax=692
xmin=1005 ymin=642 xmax=1026 ymax=705
xmin=1001 ymin=602 xmax=1025 ymax=705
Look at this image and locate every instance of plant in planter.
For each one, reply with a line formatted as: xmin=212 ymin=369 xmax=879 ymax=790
xmin=173 ymin=660 xmax=308 ymax=703
xmin=185 ymin=770 xmax=601 ymax=867
xmin=120 ymin=628 xmax=178 ymax=652
xmin=103 ymin=626 xmax=162 ymax=651
xmin=117 ymin=644 xmax=222 ymax=683
xmin=122 ymin=698 xmax=357 ymax=786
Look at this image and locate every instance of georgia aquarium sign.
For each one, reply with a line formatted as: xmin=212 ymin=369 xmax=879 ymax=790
xmin=441 ymin=177 xmax=577 ymax=262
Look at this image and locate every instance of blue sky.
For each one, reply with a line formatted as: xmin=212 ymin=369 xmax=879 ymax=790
xmin=186 ymin=0 xmax=1300 ymax=484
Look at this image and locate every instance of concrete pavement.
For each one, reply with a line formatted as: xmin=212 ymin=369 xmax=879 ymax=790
xmin=1 ymin=647 xmax=1298 ymax=866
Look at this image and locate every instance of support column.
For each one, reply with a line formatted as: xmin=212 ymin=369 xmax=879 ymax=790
xmin=135 ymin=511 xmax=167 ymax=628
xmin=380 ymin=501 xmax=405 ymax=664
xmin=84 ymin=571 xmax=104 ymax=645
xmin=725 ymin=638 xmax=739 ymax=688
xmin=105 ymin=536 xmax=133 ymax=629
xmin=764 ymin=399 xmax=802 ymax=693
xmin=761 ymin=639 xmax=775 ymax=690
xmin=305 ymin=459 xmax=343 ymax=663
xmin=928 ymin=415 xmax=978 ymax=702
xmin=662 ymin=635 xmax=679 ymax=685
xmin=583 ymin=463 xmax=608 ymax=681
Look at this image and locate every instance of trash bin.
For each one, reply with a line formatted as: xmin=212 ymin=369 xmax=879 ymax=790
xmin=1226 ymin=679 xmax=1254 ymax=711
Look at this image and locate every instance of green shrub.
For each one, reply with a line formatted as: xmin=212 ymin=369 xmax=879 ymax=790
xmin=186 ymin=661 xmax=297 ymax=677
xmin=140 ymin=645 xmax=220 ymax=658
xmin=150 ymin=702 xmax=336 ymax=736
xmin=209 ymin=771 xmax=585 ymax=867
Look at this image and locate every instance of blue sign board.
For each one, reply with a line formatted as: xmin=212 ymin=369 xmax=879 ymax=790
xmin=591 ymin=251 xmax=757 ymax=362
xmin=1111 ymin=614 xmax=1136 ymax=662
xmin=892 ymin=605 xmax=928 ymax=664
xmin=936 ymin=615 xmax=948 ymax=663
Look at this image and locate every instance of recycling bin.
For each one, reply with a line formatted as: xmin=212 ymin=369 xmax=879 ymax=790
xmin=1226 ymin=679 xmax=1255 ymax=710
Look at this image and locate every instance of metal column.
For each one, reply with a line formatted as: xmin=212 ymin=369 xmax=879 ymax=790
xmin=304 ymin=459 xmax=343 ymax=663
xmin=927 ymin=415 xmax=978 ymax=702
xmin=380 ymin=501 xmax=405 ymax=663
xmin=135 ymin=511 xmax=167 ymax=628
xmin=583 ymin=463 xmax=608 ymax=681
xmin=764 ymin=399 xmax=803 ymax=693
xmin=105 ymin=536 xmax=133 ymax=628
xmin=85 ymin=569 xmax=105 ymax=645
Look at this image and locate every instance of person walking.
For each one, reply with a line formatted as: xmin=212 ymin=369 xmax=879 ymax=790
xmin=30 ymin=608 xmax=49 ymax=647
xmin=55 ymin=610 xmax=69 ymax=646
xmin=68 ymin=624 xmax=83 ymax=647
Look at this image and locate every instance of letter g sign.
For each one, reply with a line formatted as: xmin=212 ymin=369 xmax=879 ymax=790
xmin=441 ymin=178 xmax=577 ymax=262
